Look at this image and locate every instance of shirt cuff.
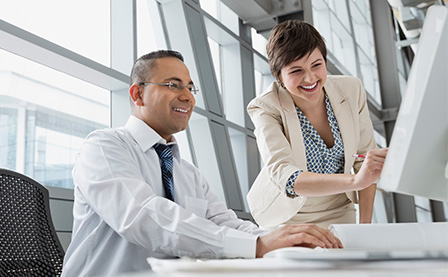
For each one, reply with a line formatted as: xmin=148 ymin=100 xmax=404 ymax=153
xmin=286 ymin=170 xmax=302 ymax=198
xmin=222 ymin=228 xmax=259 ymax=258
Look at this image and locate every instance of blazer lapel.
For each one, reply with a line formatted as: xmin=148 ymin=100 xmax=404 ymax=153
xmin=325 ymin=79 xmax=357 ymax=174
xmin=276 ymin=83 xmax=307 ymax=169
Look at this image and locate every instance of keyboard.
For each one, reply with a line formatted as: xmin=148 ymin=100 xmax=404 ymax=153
xmin=264 ymin=247 xmax=448 ymax=261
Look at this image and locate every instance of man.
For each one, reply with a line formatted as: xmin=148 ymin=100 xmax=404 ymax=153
xmin=62 ymin=50 xmax=342 ymax=276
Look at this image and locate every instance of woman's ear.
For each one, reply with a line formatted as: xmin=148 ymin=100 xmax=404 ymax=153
xmin=277 ymin=78 xmax=286 ymax=89
xmin=129 ymin=84 xmax=143 ymax=106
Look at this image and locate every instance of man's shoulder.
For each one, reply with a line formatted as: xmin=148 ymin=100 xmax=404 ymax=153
xmin=86 ymin=126 xmax=127 ymax=138
xmin=84 ymin=127 xmax=134 ymax=149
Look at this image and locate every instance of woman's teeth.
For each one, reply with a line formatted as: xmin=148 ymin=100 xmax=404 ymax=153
xmin=300 ymin=82 xmax=317 ymax=90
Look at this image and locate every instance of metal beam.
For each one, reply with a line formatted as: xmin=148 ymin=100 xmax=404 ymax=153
xmin=371 ymin=0 xmax=416 ymax=223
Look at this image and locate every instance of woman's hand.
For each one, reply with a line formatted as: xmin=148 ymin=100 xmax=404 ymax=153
xmin=256 ymin=224 xmax=343 ymax=258
xmin=354 ymin=148 xmax=388 ymax=190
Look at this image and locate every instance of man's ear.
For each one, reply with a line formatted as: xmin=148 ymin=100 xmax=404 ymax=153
xmin=129 ymin=84 xmax=143 ymax=106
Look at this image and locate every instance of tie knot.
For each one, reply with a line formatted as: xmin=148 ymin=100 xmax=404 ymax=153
xmin=154 ymin=143 xmax=173 ymax=160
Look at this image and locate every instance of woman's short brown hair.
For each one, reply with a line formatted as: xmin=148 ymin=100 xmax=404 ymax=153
xmin=266 ymin=20 xmax=327 ymax=82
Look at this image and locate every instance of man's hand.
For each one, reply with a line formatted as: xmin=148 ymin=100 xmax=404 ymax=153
xmin=256 ymin=224 xmax=343 ymax=258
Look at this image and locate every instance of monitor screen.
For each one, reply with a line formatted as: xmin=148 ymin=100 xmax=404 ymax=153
xmin=378 ymin=5 xmax=448 ymax=202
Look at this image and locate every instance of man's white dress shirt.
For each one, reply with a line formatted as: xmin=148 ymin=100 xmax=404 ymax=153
xmin=62 ymin=116 xmax=266 ymax=276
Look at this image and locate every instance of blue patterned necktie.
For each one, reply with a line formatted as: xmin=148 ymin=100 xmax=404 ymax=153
xmin=154 ymin=143 xmax=174 ymax=201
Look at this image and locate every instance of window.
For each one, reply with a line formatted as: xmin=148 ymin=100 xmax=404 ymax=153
xmin=205 ymin=17 xmax=245 ymax=126
xmin=312 ymin=0 xmax=357 ymax=76
xmin=188 ymin=112 xmax=225 ymax=202
xmin=228 ymin=127 xmax=249 ymax=211
xmin=358 ymin=48 xmax=381 ymax=104
xmin=328 ymin=0 xmax=351 ymax=30
xmin=414 ymin=196 xmax=433 ymax=222
xmin=251 ymin=28 xmax=268 ymax=58
xmin=253 ymin=53 xmax=274 ymax=96
xmin=200 ymin=0 xmax=239 ymax=35
xmin=175 ymin=130 xmax=193 ymax=164
xmin=349 ymin=0 xmax=381 ymax=104
xmin=0 ymin=50 xmax=109 ymax=188
xmin=137 ymin=0 xmax=165 ymax=57
xmin=201 ymin=0 xmax=218 ymax=20
xmin=208 ymin=37 xmax=222 ymax=92
xmin=0 ymin=0 xmax=110 ymax=66
xmin=0 ymin=108 xmax=17 ymax=170
xmin=312 ymin=0 xmax=380 ymax=104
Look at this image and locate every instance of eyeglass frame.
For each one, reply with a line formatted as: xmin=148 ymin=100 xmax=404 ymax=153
xmin=138 ymin=81 xmax=198 ymax=95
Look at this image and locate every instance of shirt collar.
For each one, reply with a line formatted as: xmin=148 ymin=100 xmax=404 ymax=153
xmin=124 ymin=115 xmax=180 ymax=158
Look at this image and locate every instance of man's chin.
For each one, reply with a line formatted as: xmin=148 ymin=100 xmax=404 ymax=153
xmin=173 ymin=125 xmax=188 ymax=134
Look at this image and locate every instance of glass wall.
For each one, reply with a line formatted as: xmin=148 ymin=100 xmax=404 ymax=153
xmin=312 ymin=0 xmax=381 ymax=106
xmin=200 ymin=0 xmax=239 ymax=35
xmin=0 ymin=0 xmax=264 ymax=211
xmin=0 ymin=49 xmax=109 ymax=189
xmin=204 ymin=16 xmax=245 ymax=126
xmin=0 ymin=0 xmax=110 ymax=66
xmin=253 ymin=53 xmax=274 ymax=96
xmin=349 ymin=0 xmax=381 ymax=105
xmin=136 ymin=0 xmax=164 ymax=58
xmin=188 ymin=112 xmax=225 ymax=202
xmin=312 ymin=0 xmax=357 ymax=76
xmin=200 ymin=0 xmax=257 ymax=210
xmin=251 ymin=28 xmax=268 ymax=58
xmin=0 ymin=1 xmax=128 ymax=189
xmin=3 ymin=0 xmax=442 ymax=222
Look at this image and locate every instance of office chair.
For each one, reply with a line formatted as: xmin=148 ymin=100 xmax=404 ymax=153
xmin=0 ymin=168 xmax=65 ymax=276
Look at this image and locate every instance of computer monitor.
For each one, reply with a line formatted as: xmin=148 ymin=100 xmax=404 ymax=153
xmin=378 ymin=5 xmax=448 ymax=202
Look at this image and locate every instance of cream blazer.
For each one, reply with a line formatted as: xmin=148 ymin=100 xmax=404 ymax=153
xmin=247 ymin=75 xmax=377 ymax=229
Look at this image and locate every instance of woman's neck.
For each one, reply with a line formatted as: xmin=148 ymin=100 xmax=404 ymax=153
xmin=293 ymin=92 xmax=326 ymax=117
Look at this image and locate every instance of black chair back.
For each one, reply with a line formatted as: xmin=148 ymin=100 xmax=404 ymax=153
xmin=0 ymin=168 xmax=65 ymax=276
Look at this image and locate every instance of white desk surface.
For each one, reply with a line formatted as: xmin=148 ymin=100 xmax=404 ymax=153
xmin=117 ymin=258 xmax=448 ymax=277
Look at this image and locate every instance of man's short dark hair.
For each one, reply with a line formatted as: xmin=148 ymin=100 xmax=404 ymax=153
xmin=266 ymin=20 xmax=327 ymax=82
xmin=129 ymin=50 xmax=184 ymax=86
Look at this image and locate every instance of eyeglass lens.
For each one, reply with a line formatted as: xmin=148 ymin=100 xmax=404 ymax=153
xmin=169 ymin=81 xmax=196 ymax=93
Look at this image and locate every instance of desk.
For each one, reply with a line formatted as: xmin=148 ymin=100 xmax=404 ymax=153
xmin=117 ymin=258 xmax=448 ymax=277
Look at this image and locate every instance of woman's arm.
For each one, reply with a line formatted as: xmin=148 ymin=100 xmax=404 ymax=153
xmin=293 ymin=148 xmax=388 ymax=196
xmin=247 ymin=91 xmax=306 ymax=192
xmin=358 ymin=184 xmax=377 ymax=223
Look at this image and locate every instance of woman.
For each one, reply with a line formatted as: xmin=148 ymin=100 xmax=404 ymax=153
xmin=247 ymin=20 xmax=387 ymax=229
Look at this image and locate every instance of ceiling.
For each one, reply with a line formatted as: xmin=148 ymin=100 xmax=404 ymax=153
xmin=221 ymin=0 xmax=446 ymax=42
xmin=221 ymin=0 xmax=305 ymax=38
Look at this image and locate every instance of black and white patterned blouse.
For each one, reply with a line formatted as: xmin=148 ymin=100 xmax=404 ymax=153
xmin=286 ymin=94 xmax=345 ymax=198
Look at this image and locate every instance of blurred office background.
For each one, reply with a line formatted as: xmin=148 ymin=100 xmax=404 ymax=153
xmin=0 ymin=0 xmax=446 ymax=251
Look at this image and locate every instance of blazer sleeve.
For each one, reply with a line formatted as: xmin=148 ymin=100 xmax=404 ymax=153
xmin=246 ymin=93 xmax=307 ymax=228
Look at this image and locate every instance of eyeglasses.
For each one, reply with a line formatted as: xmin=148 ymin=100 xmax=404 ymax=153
xmin=139 ymin=81 xmax=198 ymax=95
